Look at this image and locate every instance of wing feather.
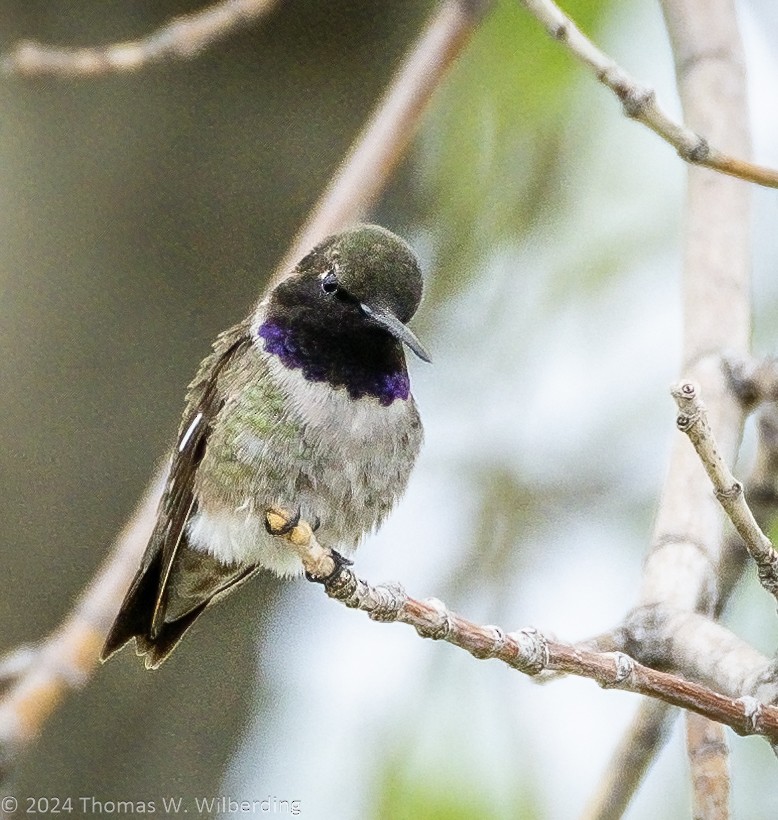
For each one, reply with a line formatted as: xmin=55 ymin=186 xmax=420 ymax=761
xmin=101 ymin=321 xmax=253 ymax=664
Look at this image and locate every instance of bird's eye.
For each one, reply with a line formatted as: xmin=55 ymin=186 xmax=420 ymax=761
xmin=321 ymin=271 xmax=339 ymax=294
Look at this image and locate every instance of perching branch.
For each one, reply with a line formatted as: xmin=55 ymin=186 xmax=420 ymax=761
xmin=0 ymin=0 xmax=486 ymax=782
xmin=264 ymin=510 xmax=778 ymax=744
xmin=516 ymin=0 xmax=778 ymax=189
xmin=2 ymin=0 xmax=280 ymax=77
xmin=673 ymin=380 xmax=778 ymax=602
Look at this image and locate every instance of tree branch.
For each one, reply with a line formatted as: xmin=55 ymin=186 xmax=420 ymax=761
xmin=2 ymin=0 xmax=280 ymax=78
xmin=686 ymin=712 xmax=730 ymax=820
xmin=262 ymin=509 xmax=778 ymax=743
xmin=634 ymin=0 xmax=751 ymax=640
xmin=515 ymin=0 xmax=778 ymax=189
xmin=673 ymin=380 xmax=778 ymax=602
xmin=0 ymin=475 xmax=162 ymax=781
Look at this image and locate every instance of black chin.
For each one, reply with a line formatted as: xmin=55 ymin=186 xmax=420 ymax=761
xmin=260 ymin=276 xmax=411 ymax=403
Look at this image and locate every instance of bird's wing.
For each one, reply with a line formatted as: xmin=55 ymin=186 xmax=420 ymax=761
xmin=101 ymin=321 xmax=253 ymax=666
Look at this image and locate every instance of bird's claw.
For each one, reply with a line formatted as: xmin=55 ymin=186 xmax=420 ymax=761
xmin=264 ymin=506 xmax=301 ymax=536
xmin=305 ymin=549 xmax=352 ymax=584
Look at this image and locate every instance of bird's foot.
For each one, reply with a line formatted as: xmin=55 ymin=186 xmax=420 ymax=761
xmin=264 ymin=506 xmax=301 ymax=536
xmin=305 ymin=548 xmax=352 ymax=584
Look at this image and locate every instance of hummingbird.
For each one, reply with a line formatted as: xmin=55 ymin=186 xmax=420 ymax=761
xmin=101 ymin=224 xmax=429 ymax=668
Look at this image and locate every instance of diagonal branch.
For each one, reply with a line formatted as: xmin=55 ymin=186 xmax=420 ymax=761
xmin=516 ymin=0 xmax=778 ymax=189
xmin=2 ymin=0 xmax=281 ymax=78
xmin=265 ymin=511 xmax=778 ymax=744
xmin=673 ymin=380 xmax=778 ymax=602
xmin=0 ymin=475 xmax=162 ymax=782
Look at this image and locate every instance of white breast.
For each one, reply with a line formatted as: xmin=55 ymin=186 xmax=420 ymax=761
xmin=266 ymin=355 xmax=410 ymax=443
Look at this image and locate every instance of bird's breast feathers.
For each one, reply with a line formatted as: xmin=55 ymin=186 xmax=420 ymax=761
xmin=187 ymin=339 xmax=422 ymax=573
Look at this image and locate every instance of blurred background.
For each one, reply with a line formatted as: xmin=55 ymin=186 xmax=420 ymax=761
xmin=1 ymin=0 xmax=778 ymax=817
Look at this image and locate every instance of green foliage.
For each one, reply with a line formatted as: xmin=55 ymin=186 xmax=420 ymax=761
xmin=375 ymin=753 xmax=540 ymax=820
xmin=418 ymin=0 xmax=615 ymax=300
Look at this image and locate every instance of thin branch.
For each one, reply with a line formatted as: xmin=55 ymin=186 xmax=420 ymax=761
xmin=0 ymin=0 xmax=486 ymax=781
xmin=0 ymin=475 xmax=162 ymax=781
xmin=584 ymin=400 xmax=778 ymax=819
xmin=515 ymin=0 xmax=778 ymax=189
xmin=264 ymin=511 xmax=778 ymax=744
xmin=717 ymin=401 xmax=778 ymax=608
xmin=582 ymin=700 xmax=675 ymax=820
xmin=686 ymin=713 xmax=730 ymax=820
xmin=271 ymin=0 xmax=490 ymax=281
xmin=2 ymin=0 xmax=280 ymax=78
xmin=681 ymin=400 xmax=778 ymax=818
xmin=673 ymin=380 xmax=778 ymax=602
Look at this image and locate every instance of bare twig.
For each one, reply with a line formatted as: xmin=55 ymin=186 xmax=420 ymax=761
xmin=673 ymin=380 xmax=778 ymax=602
xmin=3 ymin=0 xmax=280 ymax=78
xmin=585 ymin=402 xmax=778 ymax=819
xmin=582 ymin=700 xmax=675 ymax=820
xmin=0 ymin=1 xmax=485 ymax=780
xmin=264 ymin=510 xmax=778 ymax=744
xmin=686 ymin=713 xmax=730 ymax=820
xmin=272 ymin=0 xmax=490 ymax=280
xmin=515 ymin=0 xmax=778 ymax=189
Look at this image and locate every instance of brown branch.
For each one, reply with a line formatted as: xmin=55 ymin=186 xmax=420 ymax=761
xmin=3 ymin=0 xmax=281 ymax=78
xmin=265 ymin=510 xmax=778 ymax=744
xmin=516 ymin=0 xmax=778 ymax=189
xmin=0 ymin=0 xmax=486 ymax=781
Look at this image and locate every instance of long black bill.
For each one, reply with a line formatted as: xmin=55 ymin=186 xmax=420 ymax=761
xmin=360 ymin=302 xmax=432 ymax=363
